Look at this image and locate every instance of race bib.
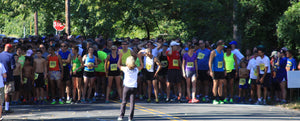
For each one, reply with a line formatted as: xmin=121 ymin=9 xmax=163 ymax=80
xmin=239 ymin=78 xmax=246 ymax=85
xmin=88 ymin=62 xmax=94 ymax=69
xmin=173 ymin=59 xmax=179 ymax=67
xmin=197 ymin=53 xmax=205 ymax=60
xmin=161 ymin=61 xmax=168 ymax=68
xmin=254 ymin=68 xmax=258 ymax=76
xmin=72 ymin=63 xmax=77 ymax=71
xmin=49 ymin=61 xmax=56 ymax=68
xmin=146 ymin=63 xmax=152 ymax=70
xmin=187 ymin=62 xmax=194 ymax=68
xmin=23 ymin=78 xmax=28 ymax=84
xmin=110 ymin=64 xmax=118 ymax=71
xmin=63 ymin=63 xmax=67 ymax=66
xmin=287 ymin=61 xmax=292 ymax=67
xmin=34 ymin=73 xmax=39 ymax=80
xmin=259 ymin=63 xmax=265 ymax=71
xmin=218 ymin=61 xmax=223 ymax=68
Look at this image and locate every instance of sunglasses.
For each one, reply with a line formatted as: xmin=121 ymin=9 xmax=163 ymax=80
xmin=112 ymin=48 xmax=117 ymax=50
xmin=61 ymin=45 xmax=67 ymax=47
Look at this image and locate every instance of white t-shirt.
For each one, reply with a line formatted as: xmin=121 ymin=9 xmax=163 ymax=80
xmin=123 ymin=67 xmax=139 ymax=88
xmin=247 ymin=58 xmax=258 ymax=79
xmin=145 ymin=56 xmax=154 ymax=72
xmin=0 ymin=63 xmax=6 ymax=88
xmin=256 ymin=55 xmax=271 ymax=74
xmin=231 ymin=49 xmax=244 ymax=64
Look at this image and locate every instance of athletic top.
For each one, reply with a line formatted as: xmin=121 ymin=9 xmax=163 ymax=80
xmin=275 ymin=57 xmax=287 ymax=80
xmin=196 ymin=48 xmax=210 ymax=70
xmin=256 ymin=55 xmax=271 ymax=74
xmin=145 ymin=56 xmax=154 ymax=72
xmin=159 ymin=52 xmax=168 ymax=71
xmin=123 ymin=67 xmax=139 ymax=88
xmin=0 ymin=63 xmax=6 ymax=88
xmin=224 ymin=53 xmax=235 ymax=73
xmin=18 ymin=55 xmax=25 ymax=68
xmin=119 ymin=49 xmax=131 ymax=66
xmin=48 ymin=55 xmax=60 ymax=71
xmin=212 ymin=49 xmax=224 ymax=72
xmin=95 ymin=51 xmax=107 ymax=72
xmin=183 ymin=53 xmax=197 ymax=71
xmin=84 ymin=54 xmax=95 ymax=72
xmin=58 ymin=50 xmax=71 ymax=67
xmin=166 ymin=50 xmax=180 ymax=70
xmin=247 ymin=58 xmax=257 ymax=79
xmin=108 ymin=54 xmax=119 ymax=72
xmin=72 ymin=55 xmax=82 ymax=72
xmin=286 ymin=57 xmax=297 ymax=71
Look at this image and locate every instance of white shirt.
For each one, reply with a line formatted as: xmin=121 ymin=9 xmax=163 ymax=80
xmin=145 ymin=56 xmax=154 ymax=72
xmin=231 ymin=49 xmax=244 ymax=64
xmin=0 ymin=63 xmax=6 ymax=88
xmin=247 ymin=58 xmax=257 ymax=79
xmin=256 ymin=55 xmax=271 ymax=74
xmin=123 ymin=67 xmax=138 ymax=88
xmin=77 ymin=44 xmax=84 ymax=56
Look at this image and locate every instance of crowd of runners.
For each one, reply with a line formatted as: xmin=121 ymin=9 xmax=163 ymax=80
xmin=0 ymin=34 xmax=299 ymax=112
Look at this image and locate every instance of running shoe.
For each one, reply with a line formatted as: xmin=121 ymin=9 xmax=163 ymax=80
xmin=66 ymin=98 xmax=72 ymax=104
xmin=202 ymin=97 xmax=206 ymax=102
xmin=59 ymin=100 xmax=64 ymax=104
xmin=213 ymin=100 xmax=219 ymax=104
xmin=120 ymin=99 xmax=122 ymax=103
xmin=219 ymin=100 xmax=224 ymax=104
xmin=189 ymin=98 xmax=200 ymax=103
xmin=155 ymin=99 xmax=159 ymax=103
xmin=165 ymin=98 xmax=170 ymax=102
xmin=51 ymin=100 xmax=56 ymax=105
xmin=223 ymin=98 xmax=229 ymax=104
xmin=81 ymin=99 xmax=86 ymax=104
xmin=87 ymin=99 xmax=92 ymax=104
xmin=92 ymin=97 xmax=96 ymax=102
xmin=75 ymin=100 xmax=81 ymax=104
xmin=105 ymin=100 xmax=109 ymax=103
xmin=255 ymin=100 xmax=262 ymax=105
xmin=147 ymin=99 xmax=151 ymax=103
xmin=139 ymin=95 xmax=144 ymax=100
xmin=229 ymin=98 xmax=234 ymax=104
xmin=117 ymin=117 xmax=123 ymax=121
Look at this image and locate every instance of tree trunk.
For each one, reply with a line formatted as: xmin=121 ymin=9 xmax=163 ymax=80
xmin=233 ymin=0 xmax=240 ymax=47
xmin=34 ymin=11 xmax=38 ymax=36
xmin=65 ymin=0 xmax=70 ymax=35
xmin=144 ymin=21 xmax=150 ymax=40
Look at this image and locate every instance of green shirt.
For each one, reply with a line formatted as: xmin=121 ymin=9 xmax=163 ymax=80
xmin=224 ymin=53 xmax=235 ymax=72
xmin=95 ymin=50 xmax=107 ymax=72
xmin=18 ymin=56 xmax=25 ymax=68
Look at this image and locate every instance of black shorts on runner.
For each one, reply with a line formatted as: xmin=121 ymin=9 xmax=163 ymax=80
xmin=272 ymin=79 xmax=281 ymax=91
xmin=213 ymin=71 xmax=225 ymax=80
xmin=250 ymin=78 xmax=256 ymax=85
xmin=108 ymin=70 xmax=121 ymax=77
xmin=72 ymin=71 xmax=83 ymax=78
xmin=83 ymin=71 xmax=95 ymax=78
xmin=167 ymin=69 xmax=182 ymax=83
xmin=13 ymin=76 xmax=21 ymax=91
xmin=143 ymin=70 xmax=155 ymax=81
xmin=257 ymin=73 xmax=271 ymax=87
xmin=35 ymin=73 xmax=45 ymax=88
xmin=225 ymin=70 xmax=235 ymax=80
xmin=62 ymin=66 xmax=70 ymax=81
xmin=158 ymin=68 xmax=168 ymax=76
xmin=198 ymin=70 xmax=209 ymax=81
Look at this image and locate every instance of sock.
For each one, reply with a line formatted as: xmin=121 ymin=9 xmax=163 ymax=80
xmin=44 ymin=97 xmax=47 ymax=100
xmin=258 ymin=98 xmax=262 ymax=101
xmin=5 ymin=102 xmax=9 ymax=111
xmin=94 ymin=92 xmax=98 ymax=96
xmin=67 ymin=97 xmax=70 ymax=100
xmin=59 ymin=98 xmax=62 ymax=102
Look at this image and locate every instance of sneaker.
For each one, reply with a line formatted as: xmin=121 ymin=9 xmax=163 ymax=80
xmin=165 ymin=98 xmax=170 ymax=102
xmin=139 ymin=95 xmax=144 ymax=100
xmin=51 ymin=100 xmax=56 ymax=105
xmin=155 ymin=99 xmax=159 ymax=103
xmin=117 ymin=117 xmax=123 ymax=121
xmin=280 ymin=100 xmax=287 ymax=104
xmin=263 ymin=100 xmax=267 ymax=105
xmin=213 ymin=100 xmax=219 ymax=104
xmin=81 ymin=99 xmax=86 ymax=104
xmin=105 ymin=100 xmax=110 ymax=103
xmin=229 ymin=98 xmax=234 ymax=104
xmin=59 ymin=100 xmax=64 ymax=104
xmin=202 ymin=97 xmax=206 ymax=102
xmin=189 ymin=98 xmax=200 ymax=103
xmin=87 ymin=99 xmax=92 ymax=104
xmin=219 ymin=100 xmax=224 ymax=104
xmin=75 ymin=100 xmax=81 ymax=104
xmin=147 ymin=99 xmax=151 ymax=103
xmin=255 ymin=100 xmax=262 ymax=105
xmin=128 ymin=119 xmax=132 ymax=121
xmin=0 ymin=116 xmax=3 ymax=121
xmin=66 ymin=98 xmax=72 ymax=104
xmin=92 ymin=97 xmax=96 ymax=102
xmin=120 ymin=99 xmax=122 ymax=103
xmin=223 ymin=98 xmax=229 ymax=104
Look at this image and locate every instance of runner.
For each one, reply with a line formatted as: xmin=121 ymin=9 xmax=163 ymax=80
xmin=157 ymin=43 xmax=169 ymax=100
xmin=105 ymin=45 xmax=122 ymax=103
xmin=47 ymin=47 xmax=64 ymax=105
xmin=0 ymin=62 xmax=7 ymax=120
xmin=33 ymin=50 xmax=47 ymax=104
xmin=182 ymin=45 xmax=199 ymax=103
xmin=22 ymin=57 xmax=34 ymax=104
xmin=196 ymin=40 xmax=211 ymax=102
xmin=285 ymin=50 xmax=297 ymax=101
xmin=71 ymin=46 xmax=83 ymax=104
xmin=12 ymin=52 xmax=22 ymax=105
xmin=208 ymin=40 xmax=226 ymax=104
xmin=82 ymin=47 xmax=98 ymax=103
xmin=247 ymin=50 xmax=258 ymax=103
xmin=95 ymin=44 xmax=107 ymax=101
xmin=238 ymin=61 xmax=249 ymax=103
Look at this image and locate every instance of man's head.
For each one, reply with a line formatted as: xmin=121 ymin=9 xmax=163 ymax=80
xmin=229 ymin=40 xmax=237 ymax=49
xmin=199 ymin=40 xmax=205 ymax=49
xmin=121 ymin=41 xmax=129 ymax=49
xmin=170 ymin=41 xmax=180 ymax=50
xmin=216 ymin=40 xmax=225 ymax=50
xmin=4 ymin=44 xmax=13 ymax=52
xmin=257 ymin=47 xmax=265 ymax=57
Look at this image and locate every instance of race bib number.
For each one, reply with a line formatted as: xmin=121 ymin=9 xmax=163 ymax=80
xmin=197 ymin=53 xmax=205 ymax=60
xmin=88 ymin=62 xmax=94 ymax=69
xmin=63 ymin=63 xmax=67 ymax=66
xmin=23 ymin=78 xmax=28 ymax=84
xmin=187 ymin=62 xmax=194 ymax=68
xmin=259 ymin=63 xmax=265 ymax=71
xmin=218 ymin=61 xmax=223 ymax=68
xmin=173 ymin=59 xmax=179 ymax=67
xmin=286 ymin=61 xmax=292 ymax=67
xmin=239 ymin=78 xmax=246 ymax=85
xmin=49 ymin=61 xmax=56 ymax=68
xmin=110 ymin=64 xmax=118 ymax=71
xmin=146 ymin=63 xmax=152 ymax=70
xmin=34 ymin=73 xmax=39 ymax=80
xmin=72 ymin=63 xmax=77 ymax=71
xmin=254 ymin=68 xmax=258 ymax=76
xmin=161 ymin=61 xmax=168 ymax=68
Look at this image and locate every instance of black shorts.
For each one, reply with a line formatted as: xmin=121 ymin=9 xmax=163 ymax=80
xmin=167 ymin=69 xmax=182 ymax=83
xmin=272 ymin=79 xmax=281 ymax=91
xmin=213 ymin=71 xmax=225 ymax=80
xmin=225 ymin=70 xmax=235 ymax=80
xmin=250 ymin=79 xmax=256 ymax=85
xmin=83 ymin=71 xmax=95 ymax=78
xmin=158 ymin=68 xmax=168 ymax=76
xmin=13 ymin=76 xmax=21 ymax=91
xmin=35 ymin=73 xmax=45 ymax=88
xmin=23 ymin=78 xmax=32 ymax=91
xmin=108 ymin=70 xmax=121 ymax=77
xmin=198 ymin=70 xmax=209 ymax=81
xmin=72 ymin=71 xmax=83 ymax=78
xmin=143 ymin=70 xmax=155 ymax=81
xmin=257 ymin=73 xmax=271 ymax=87
xmin=62 ymin=66 xmax=70 ymax=81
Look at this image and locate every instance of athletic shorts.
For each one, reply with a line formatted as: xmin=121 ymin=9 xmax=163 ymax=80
xmin=96 ymin=72 xmax=106 ymax=77
xmin=212 ymin=71 xmax=225 ymax=80
xmin=13 ymin=76 xmax=21 ymax=91
xmin=186 ymin=70 xmax=196 ymax=78
xmin=143 ymin=70 xmax=155 ymax=81
xmin=167 ymin=69 xmax=182 ymax=83
xmin=272 ymin=80 xmax=281 ymax=91
xmin=249 ymin=78 xmax=256 ymax=85
xmin=198 ymin=70 xmax=209 ymax=81
xmin=35 ymin=73 xmax=45 ymax=88
xmin=49 ymin=71 xmax=61 ymax=81
xmin=257 ymin=73 xmax=271 ymax=87
xmin=72 ymin=71 xmax=83 ymax=78
xmin=158 ymin=68 xmax=168 ymax=76
xmin=108 ymin=70 xmax=121 ymax=77
xmin=239 ymin=78 xmax=248 ymax=89
xmin=5 ymin=81 xmax=15 ymax=94
xmin=62 ymin=66 xmax=70 ymax=81
xmin=0 ymin=87 xmax=4 ymax=104
xmin=83 ymin=71 xmax=95 ymax=78
xmin=225 ymin=71 xmax=235 ymax=80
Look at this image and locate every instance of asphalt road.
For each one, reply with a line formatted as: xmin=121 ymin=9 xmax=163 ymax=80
xmin=3 ymin=101 xmax=300 ymax=121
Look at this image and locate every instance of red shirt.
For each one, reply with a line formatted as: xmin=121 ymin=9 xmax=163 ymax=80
xmin=48 ymin=55 xmax=60 ymax=71
xmin=166 ymin=50 xmax=180 ymax=70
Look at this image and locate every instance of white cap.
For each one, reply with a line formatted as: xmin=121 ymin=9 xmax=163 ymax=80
xmin=270 ymin=51 xmax=278 ymax=58
xmin=170 ymin=41 xmax=180 ymax=46
xmin=26 ymin=49 xmax=33 ymax=56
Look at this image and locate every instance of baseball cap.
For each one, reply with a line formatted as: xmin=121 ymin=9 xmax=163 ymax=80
xmin=270 ymin=51 xmax=278 ymax=57
xmin=13 ymin=40 xmax=19 ymax=43
xmin=229 ymin=41 xmax=237 ymax=46
xmin=5 ymin=44 xmax=13 ymax=48
xmin=170 ymin=41 xmax=180 ymax=46
xmin=76 ymin=35 xmax=81 ymax=39
xmin=26 ymin=49 xmax=33 ymax=56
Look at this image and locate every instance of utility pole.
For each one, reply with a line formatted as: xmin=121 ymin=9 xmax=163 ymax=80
xmin=34 ymin=11 xmax=38 ymax=36
xmin=65 ymin=0 xmax=70 ymax=35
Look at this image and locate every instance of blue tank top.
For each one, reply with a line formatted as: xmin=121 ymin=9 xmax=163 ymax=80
xmin=84 ymin=54 xmax=95 ymax=72
xmin=59 ymin=50 xmax=71 ymax=67
xmin=212 ymin=49 xmax=224 ymax=72
xmin=109 ymin=54 xmax=119 ymax=71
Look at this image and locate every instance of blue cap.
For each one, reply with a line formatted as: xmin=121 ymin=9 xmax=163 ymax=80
xmin=76 ymin=35 xmax=81 ymax=39
xmin=229 ymin=41 xmax=237 ymax=46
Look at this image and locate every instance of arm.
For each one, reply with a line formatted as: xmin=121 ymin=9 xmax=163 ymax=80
xmin=137 ymin=53 xmax=144 ymax=71
xmin=182 ymin=59 xmax=186 ymax=78
xmin=208 ymin=50 xmax=215 ymax=77
xmin=104 ymin=55 xmax=110 ymax=75
xmin=58 ymin=55 xmax=64 ymax=74
xmin=117 ymin=53 xmax=125 ymax=71
xmin=167 ymin=47 xmax=172 ymax=56
xmin=66 ymin=53 xmax=71 ymax=63
xmin=43 ymin=59 xmax=48 ymax=78
xmin=33 ymin=60 xmax=37 ymax=73
xmin=77 ymin=56 xmax=84 ymax=71
xmin=94 ymin=56 xmax=98 ymax=67
xmin=155 ymin=42 xmax=162 ymax=49
xmin=234 ymin=54 xmax=238 ymax=76
xmin=195 ymin=59 xmax=198 ymax=77
xmin=138 ymin=41 xmax=147 ymax=50
xmin=82 ymin=55 xmax=87 ymax=66
xmin=130 ymin=50 xmax=137 ymax=58
xmin=154 ymin=57 xmax=161 ymax=77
